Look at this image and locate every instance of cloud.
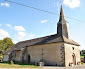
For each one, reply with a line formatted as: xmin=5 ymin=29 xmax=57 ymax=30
xmin=0 ymin=3 xmax=10 ymax=7
xmin=63 ymin=0 xmax=80 ymax=8
xmin=49 ymin=32 xmax=55 ymax=35
xmin=40 ymin=20 xmax=48 ymax=23
xmin=7 ymin=24 xmax=11 ymax=27
xmin=14 ymin=26 xmax=26 ymax=31
xmin=15 ymin=32 xmax=26 ymax=40
xmin=15 ymin=32 xmax=36 ymax=41
xmin=13 ymin=40 xmax=18 ymax=44
xmin=0 ymin=29 xmax=10 ymax=40
xmin=0 ymin=24 xmax=2 ymax=26
xmin=26 ymin=34 xmax=36 ymax=40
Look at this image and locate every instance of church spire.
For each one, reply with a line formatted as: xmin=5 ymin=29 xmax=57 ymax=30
xmin=57 ymin=5 xmax=71 ymax=39
xmin=59 ymin=5 xmax=66 ymax=22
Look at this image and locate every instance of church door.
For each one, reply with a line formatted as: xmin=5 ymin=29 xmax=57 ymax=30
xmin=28 ymin=55 xmax=30 ymax=63
xmin=72 ymin=54 xmax=76 ymax=65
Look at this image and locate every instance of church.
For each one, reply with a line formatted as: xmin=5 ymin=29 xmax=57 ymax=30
xmin=3 ymin=5 xmax=81 ymax=67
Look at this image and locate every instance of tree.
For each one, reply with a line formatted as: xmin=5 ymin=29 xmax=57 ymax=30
xmin=0 ymin=40 xmax=3 ymax=54
xmin=0 ymin=37 xmax=14 ymax=55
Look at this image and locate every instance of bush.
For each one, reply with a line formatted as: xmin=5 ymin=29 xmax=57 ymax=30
xmin=81 ymin=62 xmax=84 ymax=64
xmin=10 ymin=60 xmax=14 ymax=65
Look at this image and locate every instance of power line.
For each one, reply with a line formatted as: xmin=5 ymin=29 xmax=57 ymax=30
xmin=5 ymin=0 xmax=85 ymax=23
xmin=5 ymin=0 xmax=58 ymax=15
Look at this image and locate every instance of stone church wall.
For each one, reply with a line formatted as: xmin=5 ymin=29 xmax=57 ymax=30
xmin=27 ymin=42 xmax=65 ymax=66
xmin=3 ymin=55 xmax=9 ymax=62
xmin=22 ymin=47 xmax=28 ymax=63
xmin=13 ymin=51 xmax=22 ymax=63
xmin=64 ymin=43 xmax=80 ymax=67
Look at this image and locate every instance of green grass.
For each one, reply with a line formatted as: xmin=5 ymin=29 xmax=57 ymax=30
xmin=0 ymin=62 xmax=41 ymax=68
xmin=80 ymin=54 xmax=85 ymax=58
xmin=80 ymin=56 xmax=84 ymax=58
xmin=80 ymin=54 xmax=85 ymax=56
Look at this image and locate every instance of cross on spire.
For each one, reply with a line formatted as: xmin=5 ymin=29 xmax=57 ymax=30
xmin=60 ymin=0 xmax=63 ymax=5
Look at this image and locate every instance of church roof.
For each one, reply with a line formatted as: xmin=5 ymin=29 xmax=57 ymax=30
xmin=4 ymin=34 xmax=80 ymax=55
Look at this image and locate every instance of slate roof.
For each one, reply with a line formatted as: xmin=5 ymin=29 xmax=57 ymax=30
xmin=3 ymin=34 xmax=80 ymax=55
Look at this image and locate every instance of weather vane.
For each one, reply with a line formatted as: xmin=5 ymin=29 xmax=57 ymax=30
xmin=60 ymin=0 xmax=63 ymax=5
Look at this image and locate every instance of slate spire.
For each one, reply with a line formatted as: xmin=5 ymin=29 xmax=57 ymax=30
xmin=57 ymin=5 xmax=71 ymax=39
xmin=59 ymin=5 xmax=66 ymax=22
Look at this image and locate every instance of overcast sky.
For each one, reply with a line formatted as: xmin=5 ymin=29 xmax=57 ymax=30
xmin=0 ymin=0 xmax=85 ymax=50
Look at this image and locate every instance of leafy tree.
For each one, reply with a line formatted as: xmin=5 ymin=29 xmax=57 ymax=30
xmin=0 ymin=40 xmax=3 ymax=54
xmin=0 ymin=37 xmax=14 ymax=55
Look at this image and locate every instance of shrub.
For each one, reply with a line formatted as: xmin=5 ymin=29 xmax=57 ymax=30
xmin=81 ymin=62 xmax=84 ymax=64
xmin=10 ymin=60 xmax=14 ymax=65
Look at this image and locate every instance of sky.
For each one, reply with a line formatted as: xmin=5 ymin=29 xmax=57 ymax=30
xmin=0 ymin=0 xmax=85 ymax=50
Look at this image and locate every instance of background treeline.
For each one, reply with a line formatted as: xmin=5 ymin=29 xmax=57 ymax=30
xmin=0 ymin=37 xmax=14 ymax=56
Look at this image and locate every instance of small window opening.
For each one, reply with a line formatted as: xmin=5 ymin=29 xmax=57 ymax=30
xmin=72 ymin=47 xmax=74 ymax=50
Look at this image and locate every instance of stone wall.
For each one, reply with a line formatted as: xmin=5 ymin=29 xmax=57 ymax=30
xmin=14 ymin=51 xmax=22 ymax=62
xmin=22 ymin=47 xmax=28 ymax=63
xmin=3 ymin=55 xmax=9 ymax=62
xmin=64 ymin=43 xmax=80 ymax=67
xmin=27 ymin=42 xmax=65 ymax=66
xmin=7 ymin=42 xmax=80 ymax=67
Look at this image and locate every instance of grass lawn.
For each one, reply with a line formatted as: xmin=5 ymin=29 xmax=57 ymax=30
xmin=80 ymin=54 xmax=85 ymax=58
xmin=80 ymin=54 xmax=85 ymax=56
xmin=80 ymin=56 xmax=84 ymax=58
xmin=0 ymin=62 xmax=41 ymax=68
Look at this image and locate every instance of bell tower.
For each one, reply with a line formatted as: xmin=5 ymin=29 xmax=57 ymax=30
xmin=57 ymin=5 xmax=71 ymax=39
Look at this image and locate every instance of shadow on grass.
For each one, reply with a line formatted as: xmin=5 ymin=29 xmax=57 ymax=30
xmin=0 ymin=62 xmax=10 ymax=64
xmin=14 ymin=63 xmax=33 ymax=65
xmin=0 ymin=62 xmax=42 ymax=68
xmin=0 ymin=62 xmax=34 ymax=66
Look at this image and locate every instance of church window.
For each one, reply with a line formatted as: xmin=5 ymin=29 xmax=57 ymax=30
xmin=72 ymin=47 xmax=74 ymax=50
